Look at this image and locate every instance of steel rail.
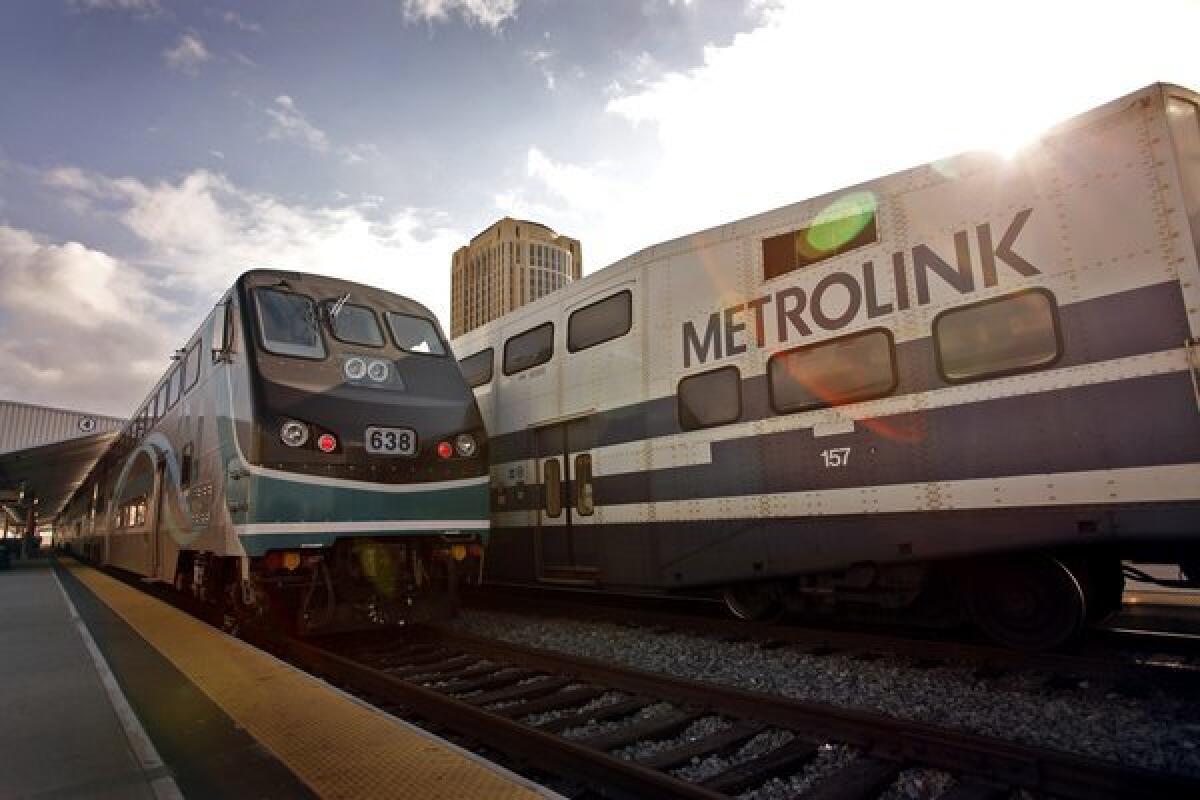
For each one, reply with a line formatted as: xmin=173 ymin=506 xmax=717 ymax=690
xmin=424 ymin=627 xmax=1200 ymax=800
xmin=255 ymin=631 xmax=727 ymax=800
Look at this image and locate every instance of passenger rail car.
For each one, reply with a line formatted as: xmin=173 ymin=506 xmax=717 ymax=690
xmin=452 ymin=83 xmax=1200 ymax=648
xmin=59 ymin=270 xmax=489 ymax=632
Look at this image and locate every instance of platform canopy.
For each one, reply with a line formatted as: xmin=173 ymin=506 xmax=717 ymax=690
xmin=1 ymin=431 xmax=119 ymax=527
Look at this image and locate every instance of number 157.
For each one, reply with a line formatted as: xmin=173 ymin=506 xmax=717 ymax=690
xmin=820 ymin=448 xmax=850 ymax=468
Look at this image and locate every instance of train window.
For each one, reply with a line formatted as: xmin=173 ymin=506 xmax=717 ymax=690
xmin=156 ymin=383 xmax=170 ymax=419
xmin=185 ymin=342 xmax=202 ymax=392
xmin=762 ymin=195 xmax=878 ymax=281
xmin=503 ymin=322 xmax=554 ymax=375
xmin=677 ymin=366 xmax=742 ymax=431
xmin=253 ymin=288 xmax=327 ymax=359
xmin=768 ymin=328 xmax=897 ymax=414
xmin=934 ymin=289 xmax=1062 ymax=383
xmin=459 ymin=348 xmax=494 ymax=388
xmin=386 ymin=313 xmax=447 ymax=356
xmin=568 ymin=290 xmax=632 ymax=352
xmin=325 ymin=301 xmax=384 ymax=347
xmin=166 ymin=367 xmax=181 ymax=409
xmin=543 ymin=458 xmax=562 ymax=518
xmin=574 ymin=454 xmax=594 ymax=516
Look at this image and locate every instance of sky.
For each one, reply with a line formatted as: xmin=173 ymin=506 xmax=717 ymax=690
xmin=2 ymin=0 xmax=1200 ymax=418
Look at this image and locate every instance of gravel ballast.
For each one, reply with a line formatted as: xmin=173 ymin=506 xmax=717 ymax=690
xmin=448 ymin=610 xmax=1200 ymax=776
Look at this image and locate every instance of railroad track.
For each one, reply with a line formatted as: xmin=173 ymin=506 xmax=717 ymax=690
xmin=261 ymin=626 xmax=1200 ymax=800
xmin=466 ymin=586 xmax=1200 ymax=697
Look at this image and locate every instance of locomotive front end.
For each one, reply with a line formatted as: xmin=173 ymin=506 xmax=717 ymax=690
xmin=228 ymin=270 xmax=489 ymax=632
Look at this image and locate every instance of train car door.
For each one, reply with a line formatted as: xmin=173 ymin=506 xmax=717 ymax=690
xmin=149 ymin=456 xmax=168 ymax=580
xmin=534 ymin=414 xmax=599 ymax=585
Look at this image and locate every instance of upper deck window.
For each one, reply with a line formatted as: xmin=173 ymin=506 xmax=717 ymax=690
xmin=386 ymin=313 xmax=446 ymax=356
xmin=325 ymin=301 xmax=384 ymax=347
xmin=934 ymin=289 xmax=1062 ymax=383
xmin=254 ymin=288 xmax=326 ymax=359
xmin=459 ymin=348 xmax=494 ymax=388
xmin=568 ymin=290 xmax=632 ymax=352
xmin=504 ymin=322 xmax=553 ymax=375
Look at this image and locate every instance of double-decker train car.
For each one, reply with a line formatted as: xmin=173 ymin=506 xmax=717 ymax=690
xmin=452 ymin=82 xmax=1200 ymax=648
xmin=59 ymin=269 xmax=489 ymax=632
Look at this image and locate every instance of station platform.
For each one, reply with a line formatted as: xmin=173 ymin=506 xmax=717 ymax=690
xmin=0 ymin=557 xmax=558 ymax=799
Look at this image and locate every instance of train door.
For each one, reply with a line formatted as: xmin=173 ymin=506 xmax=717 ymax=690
xmin=535 ymin=415 xmax=599 ymax=585
xmin=149 ymin=456 xmax=167 ymax=579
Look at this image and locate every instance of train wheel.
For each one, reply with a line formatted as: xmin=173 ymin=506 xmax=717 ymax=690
xmin=966 ymin=555 xmax=1085 ymax=650
xmin=722 ymin=582 xmax=782 ymax=621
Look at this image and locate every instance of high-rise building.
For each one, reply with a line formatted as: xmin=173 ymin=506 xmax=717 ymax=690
xmin=450 ymin=217 xmax=582 ymax=337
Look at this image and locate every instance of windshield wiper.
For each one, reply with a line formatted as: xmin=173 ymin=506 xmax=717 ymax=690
xmin=328 ymin=292 xmax=351 ymax=320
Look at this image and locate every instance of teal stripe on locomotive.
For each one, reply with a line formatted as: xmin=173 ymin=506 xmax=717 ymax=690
xmin=242 ymin=472 xmax=489 ymax=524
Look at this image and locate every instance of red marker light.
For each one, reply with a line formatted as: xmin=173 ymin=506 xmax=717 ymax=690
xmin=436 ymin=441 xmax=453 ymax=460
xmin=316 ymin=433 xmax=338 ymax=453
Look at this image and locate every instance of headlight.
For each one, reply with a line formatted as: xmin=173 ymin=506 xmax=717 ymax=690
xmin=280 ymin=420 xmax=309 ymax=447
xmin=367 ymin=359 xmax=390 ymax=382
xmin=454 ymin=433 xmax=477 ymax=457
xmin=344 ymin=357 xmax=367 ymax=380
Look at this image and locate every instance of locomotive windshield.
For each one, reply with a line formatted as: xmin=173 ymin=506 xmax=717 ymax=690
xmin=253 ymin=287 xmax=326 ymax=359
xmin=325 ymin=300 xmax=385 ymax=347
xmin=386 ymin=312 xmax=446 ymax=356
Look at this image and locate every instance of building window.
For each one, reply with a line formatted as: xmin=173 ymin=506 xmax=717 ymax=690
xmin=678 ymin=366 xmax=741 ymax=431
xmin=504 ymin=322 xmax=554 ymax=375
xmin=459 ymin=348 xmax=494 ymax=388
xmin=768 ymin=328 xmax=897 ymax=414
xmin=934 ymin=289 xmax=1062 ymax=383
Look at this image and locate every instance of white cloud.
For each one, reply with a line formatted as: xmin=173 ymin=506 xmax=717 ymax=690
xmin=219 ymin=10 xmax=262 ymax=32
xmin=69 ymin=0 xmax=161 ymax=16
xmin=265 ymin=95 xmax=330 ymax=153
xmin=503 ymin=0 xmax=1200 ymax=272
xmin=14 ymin=164 xmax=470 ymax=413
xmin=163 ymin=33 xmax=212 ymax=75
xmin=45 ymin=166 xmax=466 ymax=325
xmin=0 ymin=226 xmax=176 ymax=416
xmin=524 ymin=49 xmax=556 ymax=90
xmin=401 ymin=0 xmax=519 ymax=32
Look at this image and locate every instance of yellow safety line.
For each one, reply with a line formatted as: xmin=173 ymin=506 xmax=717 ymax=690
xmin=68 ymin=563 xmax=542 ymax=800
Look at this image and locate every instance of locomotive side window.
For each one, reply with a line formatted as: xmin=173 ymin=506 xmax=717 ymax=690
xmin=768 ymin=328 xmax=897 ymax=413
xmin=678 ymin=366 xmax=742 ymax=431
xmin=934 ymin=289 xmax=1062 ymax=383
xmin=156 ymin=382 xmax=170 ymax=419
xmin=326 ymin=301 xmax=384 ymax=347
xmin=459 ymin=348 xmax=494 ymax=388
xmin=386 ymin=313 xmax=447 ymax=356
xmin=253 ymin=288 xmax=327 ymax=359
xmin=166 ymin=367 xmax=181 ymax=409
xmin=185 ymin=341 xmax=202 ymax=392
xmin=504 ymin=322 xmax=554 ymax=375
xmin=568 ymin=290 xmax=632 ymax=352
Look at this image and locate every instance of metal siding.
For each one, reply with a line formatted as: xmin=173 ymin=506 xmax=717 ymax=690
xmin=0 ymin=401 xmax=125 ymax=455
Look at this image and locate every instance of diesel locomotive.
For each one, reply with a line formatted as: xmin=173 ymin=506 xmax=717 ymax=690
xmin=59 ymin=269 xmax=489 ymax=633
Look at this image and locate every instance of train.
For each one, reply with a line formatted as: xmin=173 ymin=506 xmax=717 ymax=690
xmin=451 ymin=82 xmax=1200 ymax=648
xmin=58 ymin=269 xmax=490 ymax=633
